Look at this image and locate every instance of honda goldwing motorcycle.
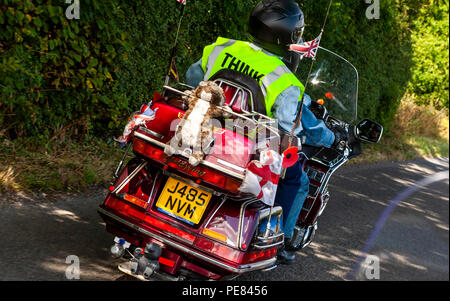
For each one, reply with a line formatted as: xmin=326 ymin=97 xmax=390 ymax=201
xmin=97 ymin=47 xmax=383 ymax=281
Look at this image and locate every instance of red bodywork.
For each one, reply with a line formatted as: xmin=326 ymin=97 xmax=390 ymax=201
xmin=98 ymin=93 xmax=280 ymax=280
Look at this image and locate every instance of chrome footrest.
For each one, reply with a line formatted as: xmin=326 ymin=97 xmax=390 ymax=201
xmin=118 ymin=261 xmax=180 ymax=281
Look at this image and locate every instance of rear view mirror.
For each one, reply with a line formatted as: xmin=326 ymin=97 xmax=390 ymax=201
xmin=354 ymin=119 xmax=383 ymax=143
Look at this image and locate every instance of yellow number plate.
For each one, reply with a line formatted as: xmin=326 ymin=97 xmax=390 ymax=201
xmin=156 ymin=177 xmax=212 ymax=225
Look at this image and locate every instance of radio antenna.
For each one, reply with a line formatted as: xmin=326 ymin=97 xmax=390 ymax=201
xmin=287 ymin=0 xmax=333 ymax=146
xmin=164 ymin=1 xmax=187 ymax=87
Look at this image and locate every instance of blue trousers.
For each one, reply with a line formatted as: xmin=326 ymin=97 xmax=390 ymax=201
xmin=275 ymin=160 xmax=310 ymax=239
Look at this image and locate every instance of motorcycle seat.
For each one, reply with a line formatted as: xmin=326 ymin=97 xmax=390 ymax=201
xmin=210 ymin=69 xmax=267 ymax=116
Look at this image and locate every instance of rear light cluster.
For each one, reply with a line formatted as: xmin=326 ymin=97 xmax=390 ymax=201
xmin=104 ymin=197 xmax=195 ymax=243
xmin=158 ymin=257 xmax=175 ymax=268
xmin=202 ymin=228 xmax=228 ymax=243
xmin=133 ymin=138 xmax=242 ymax=193
xmin=134 ymin=138 xmax=166 ymax=162
xmin=243 ymin=248 xmax=278 ymax=264
xmin=121 ymin=193 xmax=148 ymax=209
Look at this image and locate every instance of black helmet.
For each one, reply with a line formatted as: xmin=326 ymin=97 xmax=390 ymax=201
xmin=248 ymin=0 xmax=305 ymax=57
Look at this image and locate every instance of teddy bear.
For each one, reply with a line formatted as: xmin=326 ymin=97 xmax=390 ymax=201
xmin=164 ymin=81 xmax=229 ymax=166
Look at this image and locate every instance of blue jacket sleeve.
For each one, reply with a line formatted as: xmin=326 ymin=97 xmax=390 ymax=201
xmin=185 ymin=58 xmax=204 ymax=87
xmin=272 ymin=86 xmax=335 ymax=148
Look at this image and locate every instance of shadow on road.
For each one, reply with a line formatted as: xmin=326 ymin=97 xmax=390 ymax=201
xmin=239 ymin=157 xmax=449 ymax=281
xmin=1 ymin=157 xmax=448 ymax=281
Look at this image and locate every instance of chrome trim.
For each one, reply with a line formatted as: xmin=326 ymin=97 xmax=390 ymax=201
xmin=162 ymin=86 xmax=256 ymax=124
xmin=305 ymin=165 xmax=325 ymax=183
xmin=204 ymin=195 xmax=227 ymax=228
xmin=133 ymin=131 xmax=245 ymax=181
xmin=114 ymin=142 xmax=133 ymax=179
xmin=261 ymin=264 xmax=277 ymax=272
xmin=148 ymin=171 xmax=160 ymax=203
xmin=301 ymin=222 xmax=318 ymax=249
xmin=308 ymin=183 xmax=320 ymax=198
xmin=252 ymin=240 xmax=284 ymax=250
xmin=160 ymin=85 xmax=281 ymax=154
xmin=118 ymin=262 xmax=180 ymax=281
xmin=112 ymin=161 xmax=147 ymax=194
xmin=237 ymin=199 xmax=259 ymax=250
xmin=217 ymin=159 xmax=246 ymax=173
xmin=258 ymin=206 xmax=283 ymax=222
xmin=98 ymin=207 xmax=276 ymax=273
xmin=303 ymin=155 xmax=348 ymax=222
xmin=317 ymin=190 xmax=330 ymax=217
xmin=140 ymin=127 xmax=164 ymax=140
xmin=256 ymin=232 xmax=284 ymax=241
xmin=213 ymin=78 xmax=255 ymax=115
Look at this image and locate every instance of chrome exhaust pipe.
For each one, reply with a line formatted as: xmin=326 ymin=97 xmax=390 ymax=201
xmin=129 ymin=243 xmax=162 ymax=280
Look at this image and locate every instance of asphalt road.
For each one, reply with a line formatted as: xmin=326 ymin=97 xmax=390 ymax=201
xmin=1 ymin=157 xmax=448 ymax=281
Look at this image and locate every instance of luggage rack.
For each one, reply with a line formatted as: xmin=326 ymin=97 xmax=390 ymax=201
xmin=162 ymin=85 xmax=280 ymax=143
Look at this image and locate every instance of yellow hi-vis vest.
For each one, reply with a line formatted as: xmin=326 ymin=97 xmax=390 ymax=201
xmin=201 ymin=37 xmax=305 ymax=118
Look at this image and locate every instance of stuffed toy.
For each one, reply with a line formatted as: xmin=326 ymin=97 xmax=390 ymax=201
xmin=164 ymin=81 xmax=229 ymax=166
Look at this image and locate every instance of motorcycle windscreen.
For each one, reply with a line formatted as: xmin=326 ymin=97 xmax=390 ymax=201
xmin=295 ymin=47 xmax=358 ymax=124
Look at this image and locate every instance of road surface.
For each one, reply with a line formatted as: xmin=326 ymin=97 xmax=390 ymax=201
xmin=1 ymin=157 xmax=448 ymax=281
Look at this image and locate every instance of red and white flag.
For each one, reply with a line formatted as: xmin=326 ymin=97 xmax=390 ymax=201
xmin=289 ymin=33 xmax=322 ymax=59
xmin=115 ymin=103 xmax=158 ymax=146
xmin=239 ymin=150 xmax=283 ymax=206
xmin=176 ymin=0 xmax=187 ymax=5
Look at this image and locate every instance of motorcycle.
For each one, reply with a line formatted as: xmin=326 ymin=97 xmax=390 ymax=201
xmin=97 ymin=46 xmax=383 ymax=281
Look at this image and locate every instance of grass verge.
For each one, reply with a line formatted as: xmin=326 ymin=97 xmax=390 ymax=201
xmin=351 ymin=95 xmax=449 ymax=164
xmin=0 ymin=137 xmax=125 ymax=194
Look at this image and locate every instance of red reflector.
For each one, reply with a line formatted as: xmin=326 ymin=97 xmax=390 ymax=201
xmin=109 ymin=186 xmax=114 ymax=192
xmin=158 ymin=257 xmax=175 ymax=268
xmin=143 ymin=214 xmax=195 ymax=243
xmin=244 ymin=247 xmax=278 ymax=264
xmin=123 ymin=194 xmax=148 ymax=209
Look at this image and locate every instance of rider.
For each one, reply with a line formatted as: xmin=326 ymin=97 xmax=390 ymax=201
xmin=185 ymin=0 xmax=347 ymax=264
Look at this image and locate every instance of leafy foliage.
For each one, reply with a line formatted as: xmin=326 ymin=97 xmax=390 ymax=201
xmin=406 ymin=0 xmax=449 ymax=110
xmin=0 ymin=0 xmax=128 ymax=139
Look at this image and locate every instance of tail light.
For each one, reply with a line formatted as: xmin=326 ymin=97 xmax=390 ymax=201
xmin=242 ymin=247 xmax=278 ymax=264
xmin=133 ymin=138 xmax=242 ymax=193
xmin=158 ymin=257 xmax=175 ymax=268
xmin=121 ymin=193 xmax=148 ymax=209
xmin=133 ymin=138 xmax=166 ymax=162
xmin=104 ymin=197 xmax=195 ymax=243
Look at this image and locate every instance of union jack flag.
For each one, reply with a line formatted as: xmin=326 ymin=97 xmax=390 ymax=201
xmin=289 ymin=33 xmax=322 ymax=59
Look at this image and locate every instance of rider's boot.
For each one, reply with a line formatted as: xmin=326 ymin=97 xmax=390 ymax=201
xmin=276 ymin=244 xmax=296 ymax=265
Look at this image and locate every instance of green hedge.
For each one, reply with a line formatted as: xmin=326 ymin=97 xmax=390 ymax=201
xmin=0 ymin=0 xmax=447 ymax=140
xmin=407 ymin=0 xmax=449 ymax=110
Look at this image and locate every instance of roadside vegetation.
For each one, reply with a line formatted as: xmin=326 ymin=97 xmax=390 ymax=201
xmin=351 ymin=96 xmax=449 ymax=165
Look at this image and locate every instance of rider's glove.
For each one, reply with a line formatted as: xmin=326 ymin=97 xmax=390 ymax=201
xmin=331 ymin=126 xmax=348 ymax=152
